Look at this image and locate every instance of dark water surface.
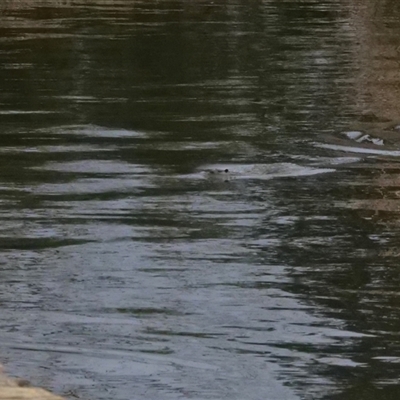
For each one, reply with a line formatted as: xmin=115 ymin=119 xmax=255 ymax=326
xmin=1 ymin=1 xmax=400 ymax=399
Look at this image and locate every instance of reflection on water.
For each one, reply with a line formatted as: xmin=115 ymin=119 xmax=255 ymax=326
xmin=2 ymin=1 xmax=400 ymax=399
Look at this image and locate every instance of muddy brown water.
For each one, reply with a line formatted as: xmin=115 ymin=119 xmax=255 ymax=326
xmin=1 ymin=1 xmax=400 ymax=399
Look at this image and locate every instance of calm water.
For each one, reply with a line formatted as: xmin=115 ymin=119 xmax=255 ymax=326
xmin=1 ymin=1 xmax=400 ymax=399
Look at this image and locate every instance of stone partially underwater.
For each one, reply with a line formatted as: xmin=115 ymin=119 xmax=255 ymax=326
xmin=315 ymin=115 xmax=400 ymax=157
xmin=0 ymin=365 xmax=64 ymax=400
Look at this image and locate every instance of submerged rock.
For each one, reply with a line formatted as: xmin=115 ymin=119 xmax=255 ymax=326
xmin=342 ymin=131 xmax=384 ymax=146
xmin=315 ymin=115 xmax=400 ymax=156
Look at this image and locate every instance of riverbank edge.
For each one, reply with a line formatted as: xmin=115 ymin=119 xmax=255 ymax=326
xmin=0 ymin=365 xmax=64 ymax=400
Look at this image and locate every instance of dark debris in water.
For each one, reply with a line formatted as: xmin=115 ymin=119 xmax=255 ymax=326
xmin=116 ymin=307 xmax=184 ymax=316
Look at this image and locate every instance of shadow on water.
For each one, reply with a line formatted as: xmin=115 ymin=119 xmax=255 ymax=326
xmin=1 ymin=1 xmax=400 ymax=399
